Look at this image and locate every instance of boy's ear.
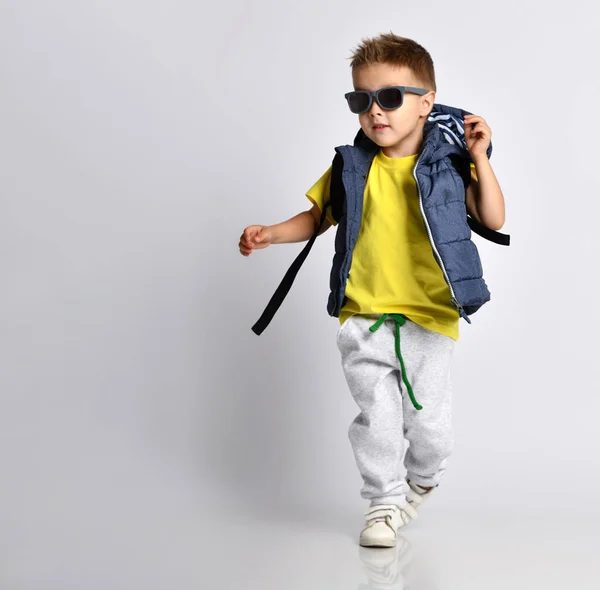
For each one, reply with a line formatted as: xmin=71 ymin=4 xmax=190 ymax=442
xmin=421 ymin=90 xmax=436 ymax=117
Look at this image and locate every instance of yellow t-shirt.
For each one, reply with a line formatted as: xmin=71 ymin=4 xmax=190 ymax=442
xmin=306 ymin=151 xmax=477 ymax=341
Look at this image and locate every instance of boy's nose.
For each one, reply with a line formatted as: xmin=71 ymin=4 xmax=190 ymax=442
xmin=369 ymin=98 xmax=382 ymax=114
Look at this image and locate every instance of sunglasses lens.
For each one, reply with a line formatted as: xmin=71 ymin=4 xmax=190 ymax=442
xmin=347 ymin=92 xmax=370 ymax=114
xmin=378 ymin=87 xmax=403 ymax=109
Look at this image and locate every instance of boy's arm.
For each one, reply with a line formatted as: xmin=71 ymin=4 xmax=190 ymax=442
xmin=465 ymin=156 xmax=506 ymax=231
xmin=310 ymin=203 xmax=333 ymax=237
xmin=239 ymin=204 xmax=331 ymax=256
xmin=270 ymin=203 xmax=332 ymax=244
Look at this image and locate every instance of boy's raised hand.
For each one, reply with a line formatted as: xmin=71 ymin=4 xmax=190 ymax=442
xmin=239 ymin=225 xmax=274 ymax=256
xmin=463 ymin=114 xmax=491 ymax=159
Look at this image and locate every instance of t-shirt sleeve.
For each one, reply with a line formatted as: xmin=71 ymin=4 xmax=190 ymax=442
xmin=470 ymin=161 xmax=478 ymax=181
xmin=305 ymin=165 xmax=338 ymax=226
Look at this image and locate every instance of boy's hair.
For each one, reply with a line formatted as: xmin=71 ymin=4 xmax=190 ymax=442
xmin=349 ymin=32 xmax=436 ymax=93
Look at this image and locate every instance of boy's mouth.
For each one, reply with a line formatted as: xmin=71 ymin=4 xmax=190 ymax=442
xmin=373 ymin=124 xmax=389 ymax=131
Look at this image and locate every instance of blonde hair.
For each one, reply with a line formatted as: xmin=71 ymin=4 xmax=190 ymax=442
xmin=349 ymin=32 xmax=436 ymax=92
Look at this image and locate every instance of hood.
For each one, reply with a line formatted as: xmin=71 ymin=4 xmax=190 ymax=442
xmin=424 ymin=103 xmax=493 ymax=163
xmin=352 ymin=102 xmax=492 ymax=164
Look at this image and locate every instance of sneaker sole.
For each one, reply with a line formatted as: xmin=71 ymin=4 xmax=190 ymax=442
xmin=359 ymin=537 xmax=396 ymax=548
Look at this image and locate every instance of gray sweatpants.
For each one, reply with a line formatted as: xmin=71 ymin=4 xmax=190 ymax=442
xmin=337 ymin=314 xmax=455 ymax=508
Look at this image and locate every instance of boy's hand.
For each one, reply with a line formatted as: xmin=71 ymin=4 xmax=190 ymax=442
xmin=239 ymin=225 xmax=274 ymax=256
xmin=463 ymin=114 xmax=491 ymax=160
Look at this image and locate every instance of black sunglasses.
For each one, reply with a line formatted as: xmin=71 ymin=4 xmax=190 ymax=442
xmin=344 ymin=86 xmax=428 ymax=114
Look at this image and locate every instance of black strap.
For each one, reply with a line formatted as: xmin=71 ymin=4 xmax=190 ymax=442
xmin=467 ymin=215 xmax=511 ymax=246
xmin=329 ymin=151 xmax=346 ymax=223
xmin=251 ymin=204 xmax=330 ymax=335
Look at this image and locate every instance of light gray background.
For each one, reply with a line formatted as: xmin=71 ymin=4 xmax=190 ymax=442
xmin=1 ymin=0 xmax=598 ymax=588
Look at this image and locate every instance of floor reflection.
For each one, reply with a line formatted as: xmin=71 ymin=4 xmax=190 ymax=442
xmin=356 ymin=535 xmax=414 ymax=589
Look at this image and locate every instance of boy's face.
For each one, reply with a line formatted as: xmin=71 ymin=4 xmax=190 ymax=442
xmin=351 ymin=63 xmax=435 ymax=154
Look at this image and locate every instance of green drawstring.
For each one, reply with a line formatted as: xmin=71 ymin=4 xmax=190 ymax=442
xmin=369 ymin=314 xmax=422 ymax=411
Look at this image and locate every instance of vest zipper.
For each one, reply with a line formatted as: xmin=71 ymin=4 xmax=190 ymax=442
xmin=413 ymin=153 xmax=468 ymax=321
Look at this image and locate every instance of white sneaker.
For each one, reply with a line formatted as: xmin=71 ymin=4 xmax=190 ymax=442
xmin=359 ymin=503 xmax=418 ymax=548
xmin=406 ymin=480 xmax=435 ymax=512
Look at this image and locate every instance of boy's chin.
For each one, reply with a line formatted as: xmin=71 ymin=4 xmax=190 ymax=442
xmin=363 ymin=131 xmax=392 ymax=146
xmin=368 ymin=135 xmax=397 ymax=148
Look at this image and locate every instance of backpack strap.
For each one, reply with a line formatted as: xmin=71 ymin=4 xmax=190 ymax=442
xmin=251 ymin=203 xmax=330 ymax=335
xmin=329 ymin=150 xmax=346 ymax=223
xmin=467 ymin=215 xmax=511 ymax=246
xmin=251 ymin=152 xmax=345 ymax=335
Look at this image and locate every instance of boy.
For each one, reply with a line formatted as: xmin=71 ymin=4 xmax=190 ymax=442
xmin=239 ymin=33 xmax=506 ymax=548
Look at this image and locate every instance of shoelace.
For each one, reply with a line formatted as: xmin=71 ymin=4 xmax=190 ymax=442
xmin=369 ymin=313 xmax=422 ymax=410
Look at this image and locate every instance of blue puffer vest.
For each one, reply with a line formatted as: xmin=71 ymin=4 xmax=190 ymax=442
xmin=327 ymin=103 xmax=497 ymax=324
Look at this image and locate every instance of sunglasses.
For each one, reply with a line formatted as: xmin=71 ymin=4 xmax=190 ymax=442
xmin=344 ymin=86 xmax=428 ymax=114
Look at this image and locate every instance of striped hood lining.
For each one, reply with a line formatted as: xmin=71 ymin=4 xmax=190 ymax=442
xmin=428 ymin=110 xmax=469 ymax=150
xmin=427 ymin=103 xmax=493 ymax=160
